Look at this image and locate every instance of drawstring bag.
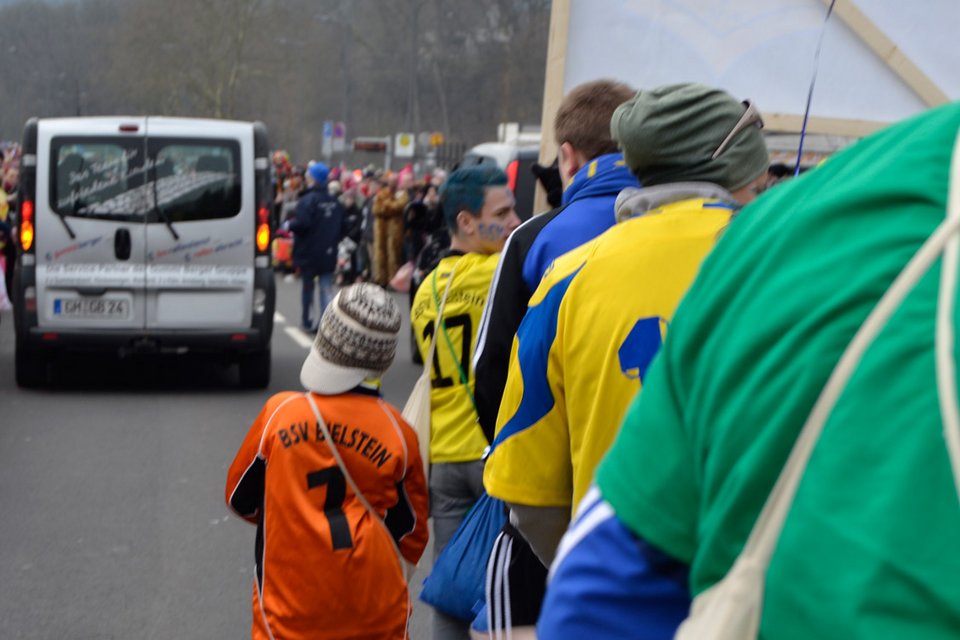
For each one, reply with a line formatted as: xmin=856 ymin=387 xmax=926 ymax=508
xmin=400 ymin=372 xmax=433 ymax=480
xmin=676 ymin=128 xmax=960 ymax=639
xmin=420 ymin=491 xmax=507 ymax=621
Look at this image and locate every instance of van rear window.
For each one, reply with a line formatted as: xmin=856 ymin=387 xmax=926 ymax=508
xmin=53 ymin=139 xmax=148 ymax=221
xmin=149 ymin=139 xmax=241 ymax=222
xmin=51 ymin=137 xmax=241 ymax=223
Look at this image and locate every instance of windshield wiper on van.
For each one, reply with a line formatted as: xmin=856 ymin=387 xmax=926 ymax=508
xmin=56 ymin=201 xmax=79 ymax=239
xmin=151 ymin=174 xmax=179 ymax=240
xmin=156 ymin=207 xmax=180 ymax=241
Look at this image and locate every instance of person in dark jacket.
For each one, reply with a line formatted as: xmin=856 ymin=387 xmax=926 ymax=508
xmin=403 ymin=182 xmax=444 ymax=264
xmin=290 ymin=162 xmax=344 ymax=332
xmin=335 ymin=188 xmax=365 ymax=285
xmin=469 ymin=78 xmax=638 ymax=637
xmin=474 ymin=79 xmax=638 ymax=442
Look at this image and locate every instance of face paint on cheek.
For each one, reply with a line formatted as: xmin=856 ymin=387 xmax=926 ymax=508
xmin=477 ymin=223 xmax=506 ymax=242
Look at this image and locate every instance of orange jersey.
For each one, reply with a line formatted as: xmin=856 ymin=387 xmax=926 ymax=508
xmin=226 ymin=388 xmax=429 ymax=640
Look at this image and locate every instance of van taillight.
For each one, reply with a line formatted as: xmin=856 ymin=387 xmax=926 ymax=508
xmin=256 ymin=206 xmax=270 ymax=253
xmin=20 ymin=199 xmax=35 ymax=252
xmin=506 ymin=159 xmax=519 ymax=194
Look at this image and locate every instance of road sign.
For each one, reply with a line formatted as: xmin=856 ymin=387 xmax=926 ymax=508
xmin=322 ymin=121 xmax=334 ymax=159
xmin=352 ymin=137 xmax=389 ymax=152
xmin=430 ymin=132 xmax=445 ymax=147
xmin=332 ymin=122 xmax=346 ymax=153
xmin=395 ymin=132 xmax=415 ymax=158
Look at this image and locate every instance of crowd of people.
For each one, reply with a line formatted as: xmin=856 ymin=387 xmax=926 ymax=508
xmin=0 ymin=142 xmax=21 ymax=312
xmin=226 ymin=77 xmax=960 ymax=639
xmin=269 ymin=151 xmax=449 ymax=332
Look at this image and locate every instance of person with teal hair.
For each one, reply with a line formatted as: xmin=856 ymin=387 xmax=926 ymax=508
xmin=467 ymin=80 xmax=639 ymax=638
xmin=411 ymin=164 xmax=521 ymax=640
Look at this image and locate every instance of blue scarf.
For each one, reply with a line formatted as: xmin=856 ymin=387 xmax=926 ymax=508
xmin=562 ymin=153 xmax=639 ymax=206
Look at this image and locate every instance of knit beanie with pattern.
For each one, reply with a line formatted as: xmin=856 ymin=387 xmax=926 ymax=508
xmin=300 ymin=283 xmax=402 ymax=394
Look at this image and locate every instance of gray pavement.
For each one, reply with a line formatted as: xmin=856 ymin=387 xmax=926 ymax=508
xmin=0 ymin=274 xmax=437 ymax=638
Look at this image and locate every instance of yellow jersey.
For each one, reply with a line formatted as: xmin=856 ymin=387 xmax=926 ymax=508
xmin=412 ymin=252 xmax=498 ymax=462
xmin=484 ymin=199 xmax=733 ymax=509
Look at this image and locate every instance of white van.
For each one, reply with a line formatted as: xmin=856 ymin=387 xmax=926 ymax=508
xmin=460 ymin=141 xmax=541 ymax=221
xmin=12 ymin=116 xmax=276 ymax=388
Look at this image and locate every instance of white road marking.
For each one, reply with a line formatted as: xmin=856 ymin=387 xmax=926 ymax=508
xmin=274 ymin=312 xmax=286 ymax=324
xmin=284 ymin=326 xmax=314 ymax=349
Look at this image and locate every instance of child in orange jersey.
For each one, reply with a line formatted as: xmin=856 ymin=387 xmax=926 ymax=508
xmin=226 ymin=283 xmax=429 ymax=640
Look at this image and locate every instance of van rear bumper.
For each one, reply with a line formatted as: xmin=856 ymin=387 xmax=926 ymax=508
xmin=18 ymin=327 xmax=272 ymax=357
xmin=14 ymin=264 xmax=276 ymax=357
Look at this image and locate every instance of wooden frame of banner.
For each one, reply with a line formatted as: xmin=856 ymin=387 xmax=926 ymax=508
xmin=534 ymin=0 xmax=949 ymax=214
xmin=533 ymin=0 xmax=571 ymax=215
xmin=824 ymin=0 xmax=948 ymax=109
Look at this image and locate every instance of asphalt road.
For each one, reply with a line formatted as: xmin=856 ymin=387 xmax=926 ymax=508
xmin=0 ymin=274 xmax=435 ymax=639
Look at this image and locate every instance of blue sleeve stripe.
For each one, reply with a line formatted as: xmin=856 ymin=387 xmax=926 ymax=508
xmin=492 ymin=265 xmax=584 ymax=451
xmin=550 ymin=490 xmax=614 ymax=580
xmin=538 ymin=500 xmax=691 ymax=639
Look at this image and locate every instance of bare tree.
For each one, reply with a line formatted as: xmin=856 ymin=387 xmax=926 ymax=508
xmin=0 ymin=0 xmax=552 ymax=160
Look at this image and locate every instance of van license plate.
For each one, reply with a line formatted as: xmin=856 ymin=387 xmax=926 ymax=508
xmin=54 ymin=298 xmax=130 ymax=319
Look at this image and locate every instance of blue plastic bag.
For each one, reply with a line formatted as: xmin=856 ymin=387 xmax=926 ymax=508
xmin=420 ymin=492 xmax=507 ymax=621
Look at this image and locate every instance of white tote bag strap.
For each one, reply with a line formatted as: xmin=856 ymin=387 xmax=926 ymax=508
xmin=746 ymin=128 xmax=960 ymax=563
xmin=304 ymin=393 xmax=412 ymax=582
xmin=407 ymin=262 xmax=457 ymax=466
xmin=937 ymin=130 xmax=960 ymax=498
xmin=677 ymin=127 xmax=960 ymax=639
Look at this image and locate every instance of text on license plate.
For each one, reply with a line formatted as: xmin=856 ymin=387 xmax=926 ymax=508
xmin=54 ymin=298 xmax=130 ymax=318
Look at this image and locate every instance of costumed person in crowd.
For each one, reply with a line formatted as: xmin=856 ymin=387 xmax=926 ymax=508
xmin=410 ymin=199 xmax=453 ymax=364
xmin=226 ymin=283 xmax=429 ymax=640
xmin=289 ymin=162 xmax=344 ymax=332
xmin=483 ymin=84 xmax=769 ymax=639
xmin=404 ymin=182 xmax=444 ymax=266
xmin=271 ymin=150 xmax=294 ymax=224
xmin=410 ymin=165 xmax=520 ymax=640
xmin=280 ymin=170 xmax=304 ymax=225
xmin=335 ymin=187 xmax=365 ymax=285
xmin=272 ymin=170 xmax=304 ymax=275
xmin=0 ymin=187 xmax=11 ymax=312
xmin=328 ymin=179 xmax=342 ymax=199
xmin=373 ymin=173 xmax=410 ymax=286
xmin=0 ymin=160 xmax=18 ymax=298
xmin=540 ymin=97 xmax=960 ymax=639
xmin=357 ymin=173 xmax=380 ymax=282
xmin=470 ymin=78 xmax=638 ymax=637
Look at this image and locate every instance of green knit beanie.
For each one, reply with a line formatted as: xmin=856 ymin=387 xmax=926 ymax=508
xmin=610 ymin=83 xmax=769 ymax=192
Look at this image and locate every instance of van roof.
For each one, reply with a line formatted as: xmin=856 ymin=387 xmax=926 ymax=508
xmin=32 ymin=116 xmax=259 ymax=140
xmin=34 ymin=115 xmax=257 ymax=127
xmin=465 ymin=141 xmax=540 ymax=168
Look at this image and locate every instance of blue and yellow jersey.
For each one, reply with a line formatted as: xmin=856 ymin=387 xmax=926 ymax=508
xmin=412 ymin=252 xmax=499 ymax=463
xmin=484 ymin=198 xmax=733 ymax=509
